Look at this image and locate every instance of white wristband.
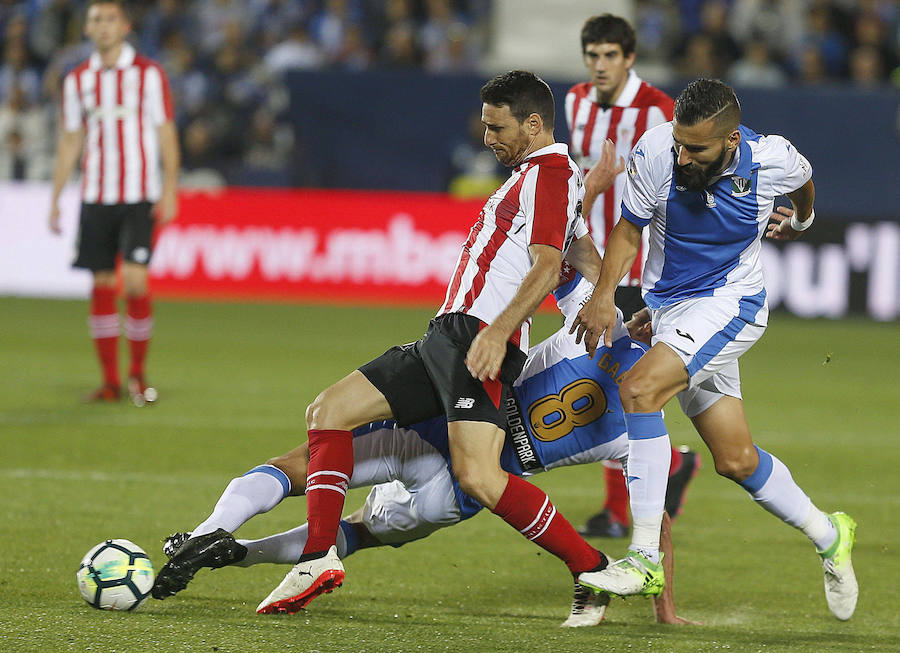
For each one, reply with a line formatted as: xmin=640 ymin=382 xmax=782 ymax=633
xmin=790 ymin=209 xmax=815 ymax=232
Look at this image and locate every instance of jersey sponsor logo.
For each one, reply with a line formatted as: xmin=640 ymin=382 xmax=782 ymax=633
xmin=504 ymin=396 xmax=542 ymax=472
xmin=731 ymin=176 xmax=751 ymax=197
xmin=88 ymin=105 xmax=138 ymax=121
xmin=528 ymin=378 xmax=608 ymax=442
xmin=454 ymin=397 xmax=475 ymax=409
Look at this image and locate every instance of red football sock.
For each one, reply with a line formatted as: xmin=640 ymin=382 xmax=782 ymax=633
xmin=302 ymin=429 xmax=354 ymax=557
xmin=492 ymin=474 xmax=604 ymax=575
xmin=89 ymin=286 xmax=119 ymax=387
xmin=668 ymin=446 xmax=683 ymax=476
xmin=125 ymin=295 xmax=152 ymax=378
xmin=602 ymin=461 xmax=630 ymax=526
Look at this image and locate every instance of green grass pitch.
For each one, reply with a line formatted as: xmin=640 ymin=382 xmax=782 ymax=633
xmin=0 ymin=296 xmax=897 ymax=652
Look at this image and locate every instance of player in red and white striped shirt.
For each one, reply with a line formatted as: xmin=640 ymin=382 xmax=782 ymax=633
xmin=566 ymin=14 xmax=673 ymax=306
xmin=48 ymin=0 xmax=179 ymax=406
xmin=248 ymin=71 xmax=615 ymax=617
xmin=566 ymin=15 xmax=698 ymax=540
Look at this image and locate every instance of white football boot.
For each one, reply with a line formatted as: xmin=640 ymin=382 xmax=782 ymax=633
xmin=256 ymin=545 xmax=344 ymax=614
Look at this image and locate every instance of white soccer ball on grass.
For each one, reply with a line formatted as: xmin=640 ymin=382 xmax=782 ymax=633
xmin=76 ymin=539 xmax=155 ymax=611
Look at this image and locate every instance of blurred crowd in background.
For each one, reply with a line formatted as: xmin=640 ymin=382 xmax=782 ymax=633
xmin=0 ymin=0 xmax=898 ymax=187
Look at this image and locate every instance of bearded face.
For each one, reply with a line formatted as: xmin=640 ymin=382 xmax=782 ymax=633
xmin=673 ymin=144 xmax=730 ymax=192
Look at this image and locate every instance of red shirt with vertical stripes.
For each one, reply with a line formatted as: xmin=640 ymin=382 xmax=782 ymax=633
xmin=565 ymin=70 xmax=673 ymax=286
xmin=438 ymin=143 xmax=587 ymax=353
xmin=62 ymin=43 xmax=174 ymax=205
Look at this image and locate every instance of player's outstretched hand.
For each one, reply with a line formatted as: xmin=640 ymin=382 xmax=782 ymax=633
xmin=765 ymin=206 xmax=803 ymax=241
xmin=584 ymin=139 xmax=625 ymax=204
xmin=465 ymin=325 xmax=507 ymax=382
xmin=570 ymin=294 xmax=616 ymax=358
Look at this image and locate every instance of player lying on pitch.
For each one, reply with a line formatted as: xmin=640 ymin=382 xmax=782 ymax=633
xmin=152 ymin=271 xmax=696 ymax=627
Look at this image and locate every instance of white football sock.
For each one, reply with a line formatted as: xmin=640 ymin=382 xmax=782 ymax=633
xmin=739 ymin=447 xmax=836 ymax=551
xmin=236 ymin=521 xmax=350 ymax=566
xmin=624 ymin=412 xmax=671 ymax=564
xmin=192 ymin=465 xmax=290 ymax=538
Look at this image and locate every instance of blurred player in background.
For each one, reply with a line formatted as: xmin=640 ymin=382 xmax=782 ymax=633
xmin=566 ymin=14 xmax=698 ymax=539
xmin=153 ymin=273 xmax=695 ymax=627
xmin=573 ymin=79 xmax=858 ymax=621
xmin=47 ymin=0 xmax=179 ymax=406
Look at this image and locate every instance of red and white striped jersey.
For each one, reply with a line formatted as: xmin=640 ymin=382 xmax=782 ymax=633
xmin=438 ymin=143 xmax=587 ymax=352
xmin=62 ymin=43 xmax=174 ymax=205
xmin=565 ymin=70 xmax=673 ymax=285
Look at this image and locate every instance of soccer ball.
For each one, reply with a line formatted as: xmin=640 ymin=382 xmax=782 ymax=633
xmin=76 ymin=539 xmax=155 ymax=611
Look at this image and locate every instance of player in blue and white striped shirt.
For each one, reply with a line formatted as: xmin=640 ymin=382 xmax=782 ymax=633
xmin=573 ymin=79 xmax=857 ymax=621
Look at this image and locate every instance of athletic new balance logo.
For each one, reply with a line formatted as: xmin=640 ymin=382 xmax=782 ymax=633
xmin=454 ymin=397 xmax=475 ymax=409
xmin=676 ymin=329 xmax=695 ymax=342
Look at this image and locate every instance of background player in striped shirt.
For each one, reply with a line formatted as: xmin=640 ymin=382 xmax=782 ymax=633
xmin=573 ymin=79 xmax=857 ymax=621
xmin=47 ymin=0 xmax=179 ymax=406
xmin=567 ymin=14 xmax=698 ymax=540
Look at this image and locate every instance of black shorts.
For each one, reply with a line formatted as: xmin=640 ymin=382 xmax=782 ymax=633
xmin=614 ymin=285 xmax=646 ymax=322
xmin=359 ymin=313 xmax=527 ymax=429
xmin=73 ymin=202 xmax=154 ymax=271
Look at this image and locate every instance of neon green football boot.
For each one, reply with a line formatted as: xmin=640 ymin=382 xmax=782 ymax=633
xmin=578 ymin=550 xmax=665 ymax=597
xmin=818 ymin=512 xmax=858 ymax=621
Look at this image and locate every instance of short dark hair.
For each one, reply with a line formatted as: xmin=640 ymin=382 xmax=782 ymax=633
xmin=480 ymin=70 xmax=555 ymax=126
xmin=87 ymin=0 xmax=129 ymax=18
xmin=674 ymin=78 xmax=741 ymax=132
xmin=580 ymin=14 xmax=636 ymax=56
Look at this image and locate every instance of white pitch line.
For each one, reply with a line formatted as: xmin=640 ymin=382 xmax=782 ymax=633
xmin=0 ymin=467 xmax=224 ymax=486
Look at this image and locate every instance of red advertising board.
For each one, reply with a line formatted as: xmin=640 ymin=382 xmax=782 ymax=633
xmin=149 ymin=188 xmax=482 ymax=306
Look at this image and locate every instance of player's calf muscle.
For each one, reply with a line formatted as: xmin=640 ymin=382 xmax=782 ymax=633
xmin=266 ymin=444 xmax=310 ymax=496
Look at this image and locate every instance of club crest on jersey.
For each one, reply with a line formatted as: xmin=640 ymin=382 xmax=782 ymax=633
xmin=704 ymin=190 xmax=717 ymax=208
xmin=627 ymin=156 xmax=637 ymax=177
xmin=731 ymin=176 xmax=751 ymax=197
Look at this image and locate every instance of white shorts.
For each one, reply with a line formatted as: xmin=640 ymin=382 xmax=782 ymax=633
xmin=351 ymin=423 xmax=461 ymax=545
xmin=651 ymin=292 xmax=767 ymax=417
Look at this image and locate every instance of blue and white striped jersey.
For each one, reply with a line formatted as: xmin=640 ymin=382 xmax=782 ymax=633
xmin=499 ymin=275 xmax=646 ymax=476
xmin=621 ymin=122 xmax=812 ymax=310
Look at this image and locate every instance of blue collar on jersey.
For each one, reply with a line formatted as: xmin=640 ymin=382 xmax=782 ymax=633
xmin=732 ymin=125 xmax=761 ymax=180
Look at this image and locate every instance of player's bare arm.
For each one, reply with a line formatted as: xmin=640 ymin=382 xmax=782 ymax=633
xmin=563 ymin=234 xmax=603 ymax=284
xmin=582 ymin=139 xmax=625 ymax=217
xmin=571 ymin=217 xmax=641 ymax=355
xmin=155 ymin=120 xmax=180 ymax=225
xmin=465 ymin=243 xmax=562 ymax=381
xmin=766 ymin=178 xmax=816 ymax=241
xmin=48 ymin=127 xmax=85 ymax=234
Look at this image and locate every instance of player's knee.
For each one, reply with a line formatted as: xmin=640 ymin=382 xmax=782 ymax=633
xmin=713 ymin=447 xmax=757 ymax=482
xmin=452 ymin=462 xmax=503 ymax=506
xmin=619 ymin=373 xmax=653 ymax=408
xmin=452 ymin=464 xmax=483 ymax=500
xmin=305 ymin=390 xmax=341 ymax=430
